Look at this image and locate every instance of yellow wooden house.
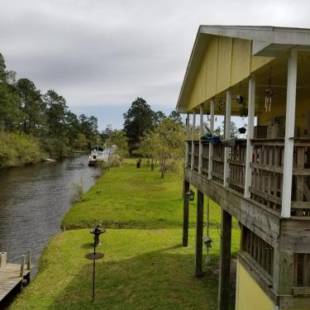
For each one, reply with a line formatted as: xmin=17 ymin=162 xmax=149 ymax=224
xmin=176 ymin=25 xmax=310 ymax=310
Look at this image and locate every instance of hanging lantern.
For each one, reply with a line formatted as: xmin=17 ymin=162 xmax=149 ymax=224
xmin=264 ymin=88 xmax=273 ymax=112
xmin=265 ymin=67 xmax=273 ymax=112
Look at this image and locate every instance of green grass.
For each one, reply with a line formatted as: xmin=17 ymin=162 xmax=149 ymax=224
xmin=62 ymin=161 xmax=221 ymax=229
xmin=11 ymin=161 xmax=240 ymax=310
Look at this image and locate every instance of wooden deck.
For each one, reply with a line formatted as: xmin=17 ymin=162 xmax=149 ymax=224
xmin=187 ymin=138 xmax=310 ymax=216
xmin=0 ymin=252 xmax=31 ymax=303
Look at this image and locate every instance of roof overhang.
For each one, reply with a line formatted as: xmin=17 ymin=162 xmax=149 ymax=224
xmin=176 ymin=25 xmax=310 ymax=113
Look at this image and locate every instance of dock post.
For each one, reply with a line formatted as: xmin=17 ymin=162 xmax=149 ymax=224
xmin=195 ymin=190 xmax=204 ymax=277
xmin=182 ymin=180 xmax=190 ymax=247
xmin=20 ymin=255 xmax=26 ymax=277
xmin=218 ymin=209 xmax=232 ymax=310
xmin=20 ymin=255 xmax=26 ymax=289
xmin=0 ymin=252 xmax=7 ymax=268
xmin=27 ymin=250 xmax=31 ymax=270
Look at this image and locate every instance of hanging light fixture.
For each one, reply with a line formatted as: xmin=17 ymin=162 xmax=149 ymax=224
xmin=264 ymin=67 xmax=273 ymax=112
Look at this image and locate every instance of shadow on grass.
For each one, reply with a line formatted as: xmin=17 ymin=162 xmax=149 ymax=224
xmin=45 ymin=245 xmax=235 ymax=310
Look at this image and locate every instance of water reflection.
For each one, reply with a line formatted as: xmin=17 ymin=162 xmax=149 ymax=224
xmin=0 ymin=155 xmax=100 ymax=274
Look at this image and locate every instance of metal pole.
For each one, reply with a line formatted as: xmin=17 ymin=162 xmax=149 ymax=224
xmin=92 ymin=243 xmax=96 ymax=301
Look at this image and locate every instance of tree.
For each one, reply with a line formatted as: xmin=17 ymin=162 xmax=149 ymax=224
xmin=153 ymin=111 xmax=166 ymax=126
xmin=0 ymin=53 xmax=6 ymax=82
xmin=169 ymin=110 xmax=182 ymax=124
xmin=123 ymin=97 xmax=156 ymax=155
xmin=79 ymin=114 xmax=99 ymax=148
xmin=0 ymin=51 xmax=103 ymax=158
xmin=0 ymin=54 xmax=22 ymax=130
xmin=138 ymin=132 xmax=157 ymax=170
xmin=142 ymin=117 xmax=184 ymax=178
xmin=43 ymin=90 xmax=69 ymax=157
xmin=105 ymin=130 xmax=128 ymax=158
xmin=16 ymin=78 xmax=45 ymax=135
xmin=214 ymin=120 xmax=239 ymax=138
xmin=65 ymin=111 xmax=80 ymax=148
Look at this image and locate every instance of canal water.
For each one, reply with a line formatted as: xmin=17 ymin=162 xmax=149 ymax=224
xmin=0 ymin=155 xmax=101 ymax=274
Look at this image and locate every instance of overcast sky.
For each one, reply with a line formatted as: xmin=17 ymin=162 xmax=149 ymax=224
xmin=0 ymin=0 xmax=308 ymax=129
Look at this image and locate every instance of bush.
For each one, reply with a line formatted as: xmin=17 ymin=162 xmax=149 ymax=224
xmin=0 ymin=131 xmax=45 ymax=168
xmin=97 ymin=154 xmax=122 ymax=170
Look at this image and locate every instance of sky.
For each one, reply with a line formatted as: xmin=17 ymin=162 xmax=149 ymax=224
xmin=0 ymin=0 xmax=308 ymax=130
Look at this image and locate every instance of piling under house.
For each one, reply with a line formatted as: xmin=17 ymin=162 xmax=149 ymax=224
xmin=177 ymin=26 xmax=310 ymax=310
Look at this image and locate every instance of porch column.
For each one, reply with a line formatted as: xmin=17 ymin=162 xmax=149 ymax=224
xmin=244 ymin=77 xmax=256 ymax=198
xmin=208 ymin=101 xmax=215 ymax=180
xmin=218 ymin=209 xmax=232 ymax=310
xmin=185 ymin=113 xmax=190 ymax=168
xmin=195 ymin=190 xmax=204 ymax=277
xmin=223 ymin=90 xmax=232 ymax=187
xmin=198 ymin=105 xmax=204 ymax=174
xmin=282 ymin=49 xmax=298 ymax=218
xmin=191 ymin=112 xmax=196 ymax=171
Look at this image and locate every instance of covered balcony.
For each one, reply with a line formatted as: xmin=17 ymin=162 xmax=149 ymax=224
xmin=184 ymin=50 xmax=310 ymax=218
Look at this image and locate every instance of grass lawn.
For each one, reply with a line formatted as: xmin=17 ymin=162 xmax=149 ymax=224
xmin=62 ymin=161 xmax=221 ymax=229
xmin=11 ymin=160 xmax=240 ymax=310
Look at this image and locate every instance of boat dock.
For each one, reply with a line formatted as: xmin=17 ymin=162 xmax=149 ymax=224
xmin=0 ymin=252 xmax=31 ymax=302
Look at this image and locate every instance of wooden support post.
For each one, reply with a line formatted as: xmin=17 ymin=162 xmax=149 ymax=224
xmin=208 ymin=101 xmax=215 ymax=180
xmin=20 ymin=255 xmax=26 ymax=278
xmin=195 ymin=190 xmax=204 ymax=277
xmin=273 ymin=247 xmax=294 ymax=295
xmin=244 ymin=77 xmax=256 ymax=198
xmin=27 ymin=250 xmax=31 ymax=270
xmin=224 ymin=90 xmax=232 ymax=187
xmin=182 ymin=180 xmax=190 ymax=247
xmin=191 ymin=113 xmax=196 ymax=170
xmin=198 ymin=105 xmax=204 ymax=174
xmin=218 ymin=210 xmax=232 ymax=310
xmin=282 ymin=48 xmax=298 ymax=218
xmin=0 ymin=252 xmax=7 ymax=268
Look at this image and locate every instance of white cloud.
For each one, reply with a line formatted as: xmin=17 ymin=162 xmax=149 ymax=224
xmin=0 ymin=0 xmax=309 ymax=115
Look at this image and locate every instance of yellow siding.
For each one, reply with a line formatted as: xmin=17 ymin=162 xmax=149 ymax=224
xmin=185 ymin=35 xmax=273 ymax=112
xmin=188 ymin=63 xmax=204 ymax=110
xmin=231 ymin=39 xmax=251 ymax=86
xmin=205 ymin=37 xmax=219 ymax=99
xmin=235 ymin=260 xmax=275 ymax=310
xmin=251 ymin=55 xmax=273 ymax=72
xmin=217 ymin=37 xmax=233 ymax=92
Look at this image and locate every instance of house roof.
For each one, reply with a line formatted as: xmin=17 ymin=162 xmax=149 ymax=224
xmin=176 ymin=25 xmax=310 ymax=112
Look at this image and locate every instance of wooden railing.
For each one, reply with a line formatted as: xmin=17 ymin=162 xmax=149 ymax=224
xmin=250 ymin=139 xmax=284 ymax=211
xmin=292 ymin=139 xmax=310 ymax=216
xmin=201 ymin=141 xmax=209 ymax=177
xmin=228 ymin=140 xmax=246 ymax=194
xmin=212 ymin=143 xmax=224 ymax=184
xmin=193 ymin=141 xmax=199 ymax=172
xmin=250 ymin=138 xmax=310 ymax=215
xmin=187 ymin=142 xmax=192 ymax=168
xmin=185 ymin=138 xmax=310 ymax=217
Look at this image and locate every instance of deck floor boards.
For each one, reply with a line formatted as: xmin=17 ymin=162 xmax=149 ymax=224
xmin=0 ymin=263 xmax=30 ymax=301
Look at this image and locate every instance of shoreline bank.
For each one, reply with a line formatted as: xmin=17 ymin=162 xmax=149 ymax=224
xmin=10 ymin=160 xmax=240 ymax=309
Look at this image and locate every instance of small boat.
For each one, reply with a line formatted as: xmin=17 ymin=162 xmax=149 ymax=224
xmin=88 ymin=147 xmax=114 ymax=166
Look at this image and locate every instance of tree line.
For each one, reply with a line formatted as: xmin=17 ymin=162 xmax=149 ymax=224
xmin=0 ymin=52 xmax=100 ymax=159
xmin=104 ymin=97 xmax=185 ymax=178
xmin=0 ymin=50 xmax=185 ymax=173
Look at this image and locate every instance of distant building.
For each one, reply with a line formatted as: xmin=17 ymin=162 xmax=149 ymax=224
xmin=177 ymin=25 xmax=310 ymax=310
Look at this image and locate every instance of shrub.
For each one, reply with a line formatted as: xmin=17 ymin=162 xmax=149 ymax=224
xmin=0 ymin=131 xmax=45 ymax=168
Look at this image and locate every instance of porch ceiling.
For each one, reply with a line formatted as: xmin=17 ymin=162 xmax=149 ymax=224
xmin=178 ymin=25 xmax=310 ymax=116
xmin=194 ymin=51 xmax=310 ymax=116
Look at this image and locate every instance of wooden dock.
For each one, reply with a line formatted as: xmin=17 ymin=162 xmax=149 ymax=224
xmin=0 ymin=252 xmax=31 ymax=302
